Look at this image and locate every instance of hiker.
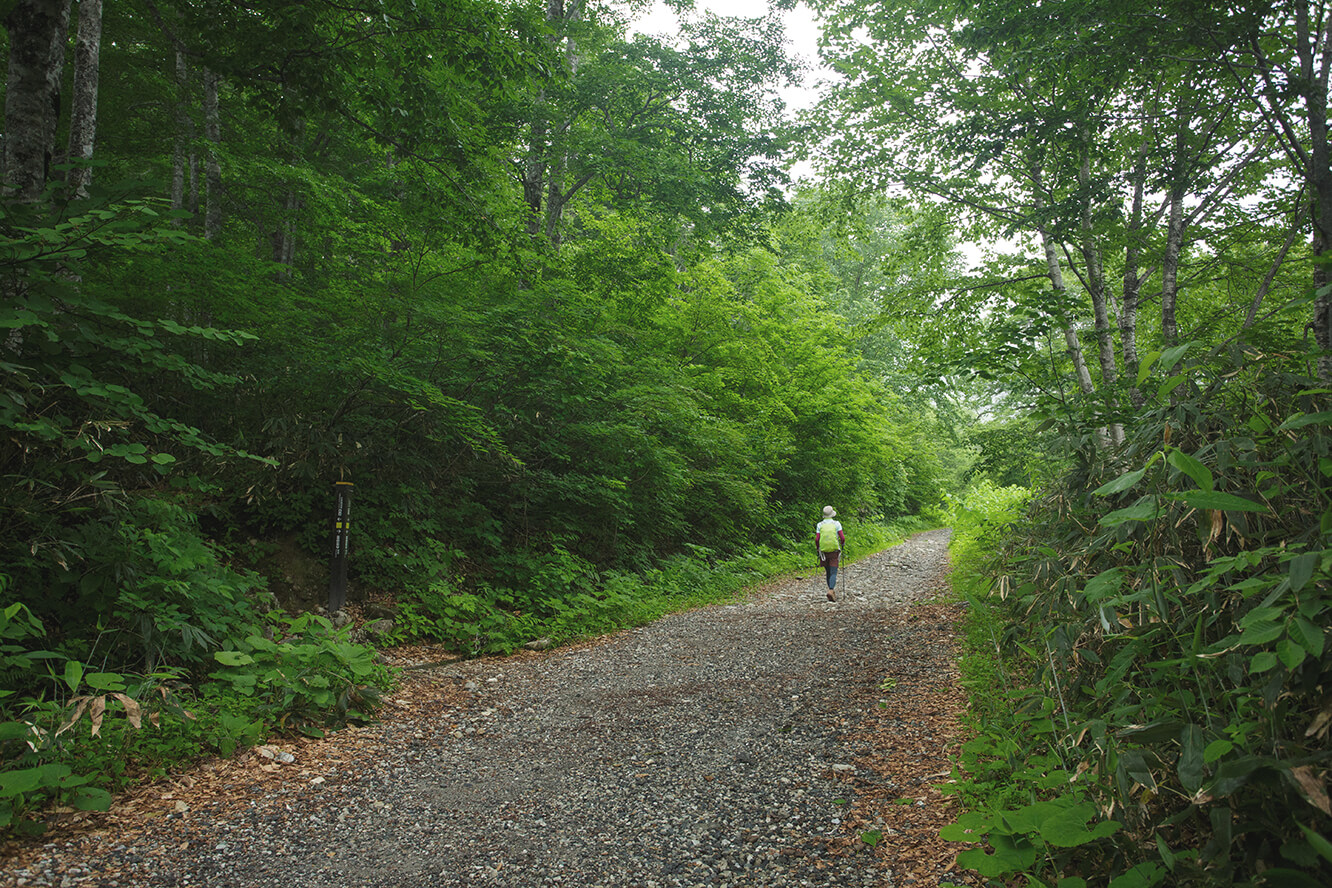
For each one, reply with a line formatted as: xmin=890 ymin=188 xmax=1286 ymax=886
xmin=814 ymin=505 xmax=844 ymax=601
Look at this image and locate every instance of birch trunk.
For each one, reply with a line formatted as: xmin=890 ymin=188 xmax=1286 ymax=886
xmin=1031 ymin=175 xmax=1096 ymax=403
xmin=1121 ymin=132 xmax=1149 ymax=408
xmin=64 ymin=0 xmax=102 ymax=198
xmin=1041 ymin=229 xmax=1096 ymax=399
xmin=1161 ymin=182 xmax=1185 ymax=349
xmin=1078 ymin=141 xmax=1124 ymax=445
xmin=2 ymin=0 xmax=72 ymax=202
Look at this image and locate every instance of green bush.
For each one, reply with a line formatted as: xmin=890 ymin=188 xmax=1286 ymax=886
xmin=209 ymin=612 xmax=393 ymax=735
xmin=15 ymin=495 xmax=269 ymax=680
xmin=945 ymin=349 xmax=1332 ymax=887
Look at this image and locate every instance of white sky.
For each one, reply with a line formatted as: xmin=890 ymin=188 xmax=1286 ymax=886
xmin=631 ymin=0 xmax=824 ymax=112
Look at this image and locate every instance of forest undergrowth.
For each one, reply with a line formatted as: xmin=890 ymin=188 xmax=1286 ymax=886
xmin=944 ymin=346 xmax=1332 ymax=888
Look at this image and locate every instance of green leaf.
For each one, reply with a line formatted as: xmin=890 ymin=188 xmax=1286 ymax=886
xmin=0 ymin=764 xmax=71 ymax=798
xmin=0 ymin=309 xmax=40 ymax=329
xmin=0 ymin=722 xmax=33 ymax=742
xmin=213 ymin=651 xmax=255 ymax=667
xmin=82 ymin=671 xmax=126 ymax=692
xmin=1159 ymin=342 xmax=1194 ymax=372
xmin=1041 ymin=814 xmax=1120 ymax=848
xmin=1178 ymin=724 xmax=1205 ymax=795
xmin=1155 ymin=834 xmax=1176 ymax=871
xmin=957 ymin=833 xmax=1038 ymax=879
xmin=1136 ymin=350 xmax=1161 ymax=386
xmin=1277 ymin=411 xmax=1332 ymax=431
xmin=1165 ymin=491 xmax=1267 ymax=512
xmin=1211 ymin=757 xmax=1269 ymax=796
xmin=940 ymin=811 xmax=991 ymax=843
xmin=1298 ymin=824 xmax=1332 ymax=865
xmin=1167 ymin=449 xmax=1213 ymax=492
xmin=1277 ymin=638 xmax=1306 ymax=669
xmin=1120 ymin=750 xmax=1158 ymax=792
xmin=63 ymin=659 xmax=84 ymax=693
xmin=1289 ymin=552 xmax=1318 ymax=593
xmin=1107 ymin=861 xmax=1165 ymax=888
xmin=1291 ymin=618 xmax=1325 ymax=658
xmin=1093 ymin=467 xmax=1146 ymax=496
xmin=69 ymin=786 xmax=112 ymax=812
xmin=1240 ymin=618 xmax=1285 ymax=646
xmin=1082 ymin=568 xmax=1124 ymax=603
xmin=1157 ymin=375 xmax=1187 ymax=400
xmin=1101 ymin=499 xmax=1160 ymax=527
xmin=1249 ymin=651 xmax=1279 ymax=673
xmin=1204 ymin=739 xmax=1234 ymax=764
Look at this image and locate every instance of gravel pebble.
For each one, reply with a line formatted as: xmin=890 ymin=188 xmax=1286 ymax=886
xmin=5 ymin=530 xmax=952 ymax=888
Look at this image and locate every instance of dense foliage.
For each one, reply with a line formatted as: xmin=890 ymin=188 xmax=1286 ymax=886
xmin=0 ymin=0 xmax=963 ymax=831
xmin=4 ymin=0 xmax=1325 ymax=876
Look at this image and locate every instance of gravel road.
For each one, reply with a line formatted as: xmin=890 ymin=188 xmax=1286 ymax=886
xmin=4 ymin=528 xmax=965 ymax=888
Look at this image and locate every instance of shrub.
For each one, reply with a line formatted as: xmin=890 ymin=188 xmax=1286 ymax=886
xmin=945 ymin=349 xmax=1332 ymax=887
xmin=209 ymin=613 xmax=393 ymax=735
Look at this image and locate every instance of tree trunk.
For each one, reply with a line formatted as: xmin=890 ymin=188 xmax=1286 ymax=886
xmin=522 ymin=89 xmax=548 ymax=239
xmin=1293 ymin=1 xmax=1332 ymax=381
xmin=171 ymin=49 xmax=191 ymax=224
xmin=1161 ymin=105 xmax=1188 ymax=350
xmin=272 ymin=190 xmax=300 ymax=279
xmin=1078 ymin=139 xmax=1124 ymax=445
xmin=1161 ymin=182 xmax=1185 ymax=349
xmin=1037 ymin=219 xmax=1095 ymax=397
xmin=203 ymin=67 xmax=222 ymax=240
xmin=524 ymin=0 xmax=584 ymax=246
xmin=1043 ymin=235 xmax=1096 ymax=400
xmin=64 ymin=0 xmax=102 ymax=199
xmin=1121 ymin=130 xmax=1150 ymax=408
xmin=2 ymin=0 xmax=72 ymax=203
xmin=1032 ymin=176 xmax=1096 ymax=403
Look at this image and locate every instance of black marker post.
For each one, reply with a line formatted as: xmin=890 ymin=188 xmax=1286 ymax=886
xmin=328 ymin=481 xmax=354 ymax=612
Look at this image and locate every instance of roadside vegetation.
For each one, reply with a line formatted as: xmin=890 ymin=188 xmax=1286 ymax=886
xmin=945 ymin=347 xmax=1331 ymax=888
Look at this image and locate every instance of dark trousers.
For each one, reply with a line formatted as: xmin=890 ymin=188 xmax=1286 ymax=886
xmin=820 ymin=550 xmax=840 ymax=589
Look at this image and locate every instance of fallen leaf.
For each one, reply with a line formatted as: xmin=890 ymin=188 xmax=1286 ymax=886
xmin=1291 ymin=766 xmax=1331 ymax=816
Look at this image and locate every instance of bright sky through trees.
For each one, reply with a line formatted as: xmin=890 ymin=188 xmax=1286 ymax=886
xmin=632 ymin=0 xmax=823 ymax=113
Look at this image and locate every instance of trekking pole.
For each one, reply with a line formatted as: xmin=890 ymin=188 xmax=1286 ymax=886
xmin=841 ymin=547 xmax=847 ymax=600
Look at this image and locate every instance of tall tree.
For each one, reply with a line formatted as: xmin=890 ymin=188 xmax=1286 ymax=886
xmin=519 ymin=9 xmax=797 ymax=249
xmin=64 ymin=0 xmax=102 ymax=197
xmin=809 ymin=0 xmax=1303 ymax=435
xmin=2 ymin=0 xmax=72 ymax=202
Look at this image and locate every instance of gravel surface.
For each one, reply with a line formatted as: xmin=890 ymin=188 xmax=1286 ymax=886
xmin=3 ymin=529 xmax=965 ymax=888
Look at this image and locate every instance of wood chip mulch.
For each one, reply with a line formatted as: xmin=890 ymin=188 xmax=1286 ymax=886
xmin=819 ymin=599 xmax=985 ymax=887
